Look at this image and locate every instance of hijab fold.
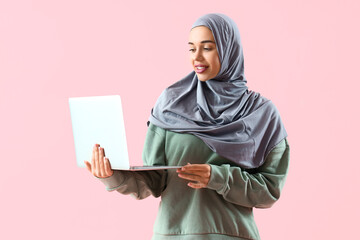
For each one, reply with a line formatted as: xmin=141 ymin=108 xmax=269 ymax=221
xmin=149 ymin=13 xmax=287 ymax=169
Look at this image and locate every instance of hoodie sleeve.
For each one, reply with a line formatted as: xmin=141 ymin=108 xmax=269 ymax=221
xmin=97 ymin=123 xmax=167 ymax=200
xmin=206 ymin=138 xmax=290 ymax=208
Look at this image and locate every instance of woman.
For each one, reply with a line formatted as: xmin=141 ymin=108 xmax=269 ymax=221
xmin=85 ymin=13 xmax=290 ymax=240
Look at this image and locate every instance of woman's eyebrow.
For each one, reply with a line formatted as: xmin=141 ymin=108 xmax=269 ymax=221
xmin=188 ymin=40 xmax=215 ymax=45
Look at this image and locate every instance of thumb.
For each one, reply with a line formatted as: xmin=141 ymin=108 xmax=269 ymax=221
xmin=84 ymin=160 xmax=92 ymax=172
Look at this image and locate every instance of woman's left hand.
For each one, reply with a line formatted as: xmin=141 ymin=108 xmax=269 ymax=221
xmin=176 ymin=163 xmax=211 ymax=189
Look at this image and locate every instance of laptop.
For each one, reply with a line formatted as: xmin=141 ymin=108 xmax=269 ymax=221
xmin=68 ymin=95 xmax=181 ymax=171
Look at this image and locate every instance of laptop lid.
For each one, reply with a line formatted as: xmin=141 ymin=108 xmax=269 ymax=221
xmin=69 ymin=95 xmax=131 ymax=170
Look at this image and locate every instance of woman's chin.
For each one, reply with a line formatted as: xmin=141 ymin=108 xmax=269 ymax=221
xmin=197 ymin=75 xmax=210 ymax=82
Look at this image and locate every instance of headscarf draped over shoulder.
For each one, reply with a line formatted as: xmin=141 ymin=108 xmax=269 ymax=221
xmin=149 ymin=13 xmax=287 ymax=169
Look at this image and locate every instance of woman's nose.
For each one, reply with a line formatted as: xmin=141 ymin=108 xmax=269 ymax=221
xmin=193 ymin=50 xmax=204 ymax=61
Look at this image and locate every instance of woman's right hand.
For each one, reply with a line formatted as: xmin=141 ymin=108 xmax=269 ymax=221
xmin=84 ymin=144 xmax=114 ymax=178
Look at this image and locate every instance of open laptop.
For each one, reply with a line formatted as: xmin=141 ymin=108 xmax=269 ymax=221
xmin=68 ymin=95 xmax=181 ymax=171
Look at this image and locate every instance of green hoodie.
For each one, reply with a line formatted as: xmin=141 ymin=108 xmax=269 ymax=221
xmin=98 ymin=123 xmax=290 ymax=240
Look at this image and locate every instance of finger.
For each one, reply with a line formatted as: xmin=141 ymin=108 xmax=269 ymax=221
xmin=180 ymin=164 xmax=210 ymax=172
xmin=178 ymin=169 xmax=209 ymax=176
xmin=177 ymin=169 xmax=206 ymax=178
xmin=181 ymin=164 xmax=209 ymax=170
xmin=177 ymin=168 xmax=210 ymax=177
xmin=104 ymin=158 xmax=114 ymax=176
xmin=192 ymin=171 xmax=210 ymax=180
xmin=99 ymin=148 xmax=105 ymax=177
xmin=178 ymin=173 xmax=203 ymax=182
xmin=91 ymin=145 xmax=96 ymax=175
xmin=187 ymin=182 xmax=206 ymax=189
xmin=175 ymin=162 xmax=191 ymax=172
xmin=94 ymin=146 xmax=100 ymax=177
xmin=84 ymin=160 xmax=92 ymax=172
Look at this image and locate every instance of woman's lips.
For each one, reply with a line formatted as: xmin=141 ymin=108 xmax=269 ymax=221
xmin=195 ymin=65 xmax=208 ymax=73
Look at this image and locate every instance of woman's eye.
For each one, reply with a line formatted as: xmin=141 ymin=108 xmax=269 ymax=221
xmin=189 ymin=47 xmax=212 ymax=52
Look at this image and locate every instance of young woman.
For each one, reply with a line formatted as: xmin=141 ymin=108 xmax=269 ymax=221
xmin=85 ymin=13 xmax=290 ymax=240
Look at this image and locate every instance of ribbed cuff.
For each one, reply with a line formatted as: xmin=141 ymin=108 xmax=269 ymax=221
xmin=96 ymin=171 xmax=126 ymax=191
xmin=206 ymin=164 xmax=227 ymax=193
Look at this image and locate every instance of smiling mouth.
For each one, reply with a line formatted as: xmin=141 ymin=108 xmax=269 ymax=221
xmin=195 ymin=65 xmax=208 ymax=73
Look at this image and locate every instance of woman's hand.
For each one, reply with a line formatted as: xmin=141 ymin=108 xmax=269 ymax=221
xmin=176 ymin=163 xmax=211 ymax=189
xmin=84 ymin=144 xmax=114 ymax=178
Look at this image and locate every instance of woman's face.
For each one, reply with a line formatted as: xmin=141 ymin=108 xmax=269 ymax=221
xmin=188 ymin=26 xmax=221 ymax=82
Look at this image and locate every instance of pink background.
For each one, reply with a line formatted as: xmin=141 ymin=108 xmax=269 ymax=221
xmin=1 ymin=0 xmax=359 ymax=239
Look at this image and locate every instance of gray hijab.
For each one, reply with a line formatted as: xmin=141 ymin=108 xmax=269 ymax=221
xmin=148 ymin=13 xmax=287 ymax=169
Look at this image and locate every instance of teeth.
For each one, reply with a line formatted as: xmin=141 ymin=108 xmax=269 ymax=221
xmin=197 ymin=67 xmax=205 ymax=69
